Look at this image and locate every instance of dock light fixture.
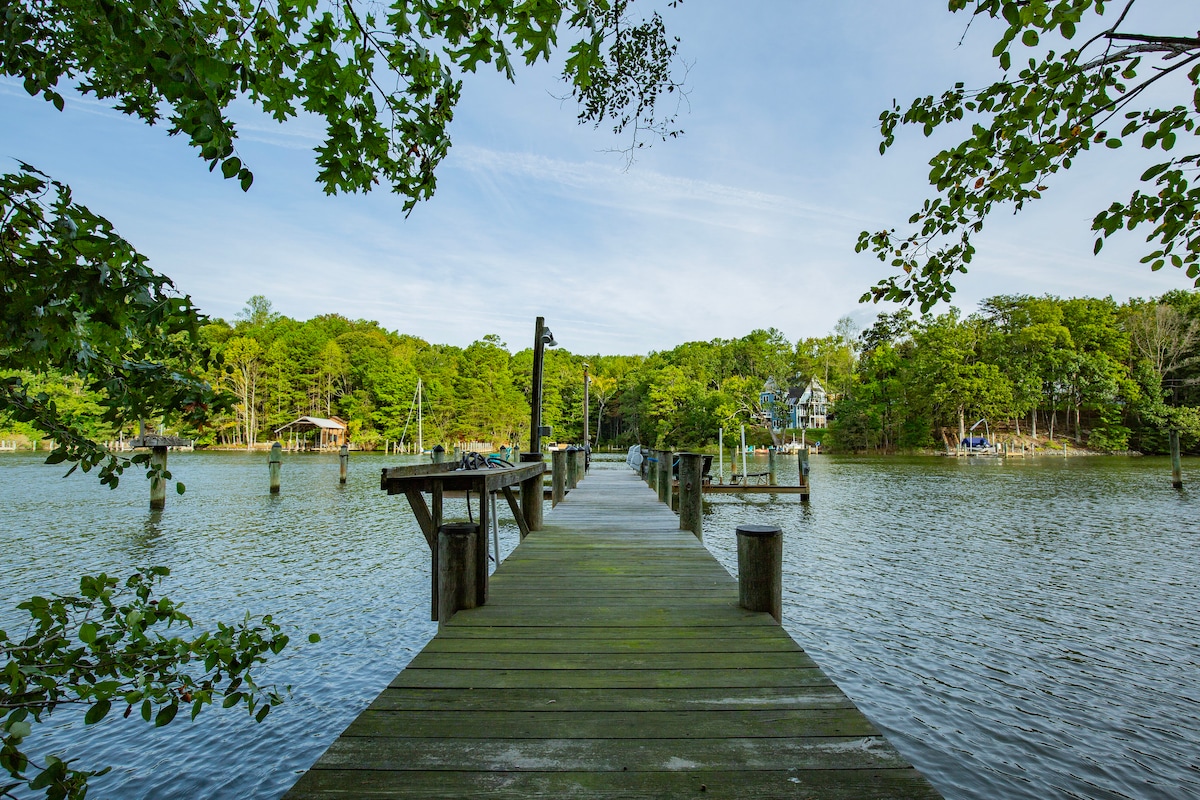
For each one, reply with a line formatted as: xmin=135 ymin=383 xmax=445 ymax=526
xmin=530 ymin=317 xmax=558 ymax=453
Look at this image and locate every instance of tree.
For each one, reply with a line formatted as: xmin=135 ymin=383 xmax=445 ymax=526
xmin=859 ymin=1 xmax=1200 ymax=310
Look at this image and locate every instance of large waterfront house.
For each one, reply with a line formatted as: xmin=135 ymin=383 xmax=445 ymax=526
xmin=758 ymin=378 xmax=830 ymax=431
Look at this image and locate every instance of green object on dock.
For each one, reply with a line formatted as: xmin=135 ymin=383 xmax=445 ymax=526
xmin=286 ymin=467 xmax=941 ymax=799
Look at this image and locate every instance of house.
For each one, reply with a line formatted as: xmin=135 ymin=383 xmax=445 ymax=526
xmin=759 ymin=378 xmax=830 ymax=431
xmin=788 ymin=378 xmax=829 ymax=430
xmin=274 ymin=416 xmax=348 ymax=450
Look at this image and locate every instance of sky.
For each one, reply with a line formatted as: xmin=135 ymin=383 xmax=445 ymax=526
xmin=1 ymin=1 xmax=1192 ymax=355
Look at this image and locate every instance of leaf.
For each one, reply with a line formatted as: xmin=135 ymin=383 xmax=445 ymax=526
xmin=307 ymin=633 xmax=321 ymax=643
xmin=79 ymin=621 xmax=98 ymax=643
xmin=176 ymin=482 xmax=186 ymax=495
xmin=154 ymin=703 xmax=178 ymax=727
xmin=221 ymin=157 xmax=242 ymax=179
xmin=1021 ymin=30 xmax=1039 ymax=47
xmin=84 ymin=699 xmax=111 ymax=725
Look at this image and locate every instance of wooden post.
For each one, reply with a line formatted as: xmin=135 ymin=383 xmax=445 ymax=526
xmin=798 ymin=448 xmax=810 ymax=502
xmin=574 ymin=448 xmax=586 ymax=485
xmin=1171 ymin=430 xmax=1183 ymax=489
xmin=767 ymin=448 xmax=777 ymax=486
xmin=737 ymin=524 xmax=782 ymax=623
xmin=678 ymin=452 xmax=703 ymax=541
xmin=432 ymin=445 xmax=445 ymax=464
xmin=519 ymin=452 xmax=543 ymax=534
xmin=552 ymin=448 xmax=567 ymax=506
xmin=268 ymin=441 xmax=282 ymax=495
xmin=149 ymin=445 xmax=168 ymax=509
xmin=437 ymin=523 xmax=478 ymax=628
xmin=566 ymin=447 xmax=579 ymax=489
xmin=658 ymin=449 xmax=672 ymax=505
xmin=339 ymin=443 xmax=348 ymax=484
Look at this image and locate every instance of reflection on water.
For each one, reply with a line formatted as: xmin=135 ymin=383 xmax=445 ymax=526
xmin=1 ymin=451 xmax=1197 ymax=799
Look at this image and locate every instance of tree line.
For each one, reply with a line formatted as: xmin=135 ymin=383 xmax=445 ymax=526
xmin=5 ymin=291 xmax=1199 ymax=456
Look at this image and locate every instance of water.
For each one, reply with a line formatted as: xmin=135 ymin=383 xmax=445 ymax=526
xmin=1 ymin=451 xmax=1198 ymax=799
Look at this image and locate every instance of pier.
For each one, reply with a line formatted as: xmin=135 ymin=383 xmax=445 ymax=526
xmin=284 ymin=463 xmax=940 ymax=799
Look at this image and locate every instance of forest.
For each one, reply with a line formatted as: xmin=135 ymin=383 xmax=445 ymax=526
xmin=4 ymin=291 xmax=1200 ymax=456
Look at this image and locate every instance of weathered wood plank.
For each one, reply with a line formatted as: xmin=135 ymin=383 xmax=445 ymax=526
xmin=313 ymin=734 xmax=909 ymax=771
xmin=367 ymin=686 xmax=853 ymax=712
xmin=421 ymin=635 xmax=803 ymax=653
xmin=288 ymin=768 xmax=942 ymax=799
xmin=389 ymin=668 xmax=836 ymax=690
xmin=405 ymin=651 xmax=815 ymax=670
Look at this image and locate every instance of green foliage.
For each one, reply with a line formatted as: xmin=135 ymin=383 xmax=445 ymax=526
xmin=1 ymin=567 xmax=305 ymax=799
xmin=1 ymin=0 xmax=684 ymax=212
xmin=0 ymin=165 xmax=226 ymax=486
xmin=860 ymin=1 xmax=1200 ymax=310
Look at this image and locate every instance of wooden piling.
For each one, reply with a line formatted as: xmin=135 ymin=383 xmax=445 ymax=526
xmin=519 ymin=452 xmax=544 ymax=534
xmin=677 ymin=452 xmax=703 ymax=541
xmin=268 ymin=441 xmax=282 ymax=495
xmin=436 ymin=523 xmax=478 ymax=628
xmin=574 ymin=448 xmax=586 ymax=484
xmin=552 ymin=449 xmax=567 ymax=506
xmin=657 ymin=450 xmax=672 ymax=505
xmin=339 ymin=444 xmax=348 ymax=484
xmin=767 ymin=448 xmax=777 ymax=486
xmin=566 ymin=447 xmax=579 ymax=489
xmin=149 ymin=446 xmax=168 ymax=509
xmin=1171 ymin=430 xmax=1183 ymax=489
xmin=736 ymin=524 xmax=782 ymax=623
xmin=798 ymin=447 xmax=810 ymax=502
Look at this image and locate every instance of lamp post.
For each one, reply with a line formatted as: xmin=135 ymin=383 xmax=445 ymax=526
xmin=529 ymin=316 xmax=557 ymax=453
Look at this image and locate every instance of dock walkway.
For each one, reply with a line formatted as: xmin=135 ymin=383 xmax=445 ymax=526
xmin=284 ymin=464 xmax=940 ymax=798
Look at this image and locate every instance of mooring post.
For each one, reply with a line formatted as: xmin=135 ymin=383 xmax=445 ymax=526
xmin=1171 ymin=430 xmax=1183 ymax=489
xmin=767 ymin=447 xmax=778 ymax=486
xmin=573 ymin=448 xmax=586 ymax=484
xmin=737 ymin=524 xmax=782 ymax=623
xmin=552 ymin=448 xmax=567 ymax=506
xmin=519 ymin=452 xmax=543 ymax=534
xmin=432 ymin=444 xmax=445 ymax=464
xmin=437 ymin=522 xmax=478 ymax=628
xmin=339 ymin=443 xmax=348 ymax=484
xmin=801 ymin=443 xmax=811 ymax=501
xmin=658 ymin=450 xmax=672 ymax=505
xmin=678 ymin=452 xmax=703 ymax=541
xmin=149 ymin=445 xmax=168 ymax=509
xmin=268 ymin=441 xmax=282 ymax=495
xmin=566 ymin=446 xmax=579 ymax=489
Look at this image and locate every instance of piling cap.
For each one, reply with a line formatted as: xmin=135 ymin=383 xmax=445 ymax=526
xmin=439 ymin=522 xmax=479 ymax=535
xmin=736 ymin=524 xmax=782 ymax=537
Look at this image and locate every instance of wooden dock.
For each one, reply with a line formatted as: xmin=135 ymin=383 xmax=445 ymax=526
xmin=284 ymin=465 xmax=941 ymax=799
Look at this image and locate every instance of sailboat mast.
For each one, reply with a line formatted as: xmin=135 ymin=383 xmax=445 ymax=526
xmin=417 ymin=377 xmax=423 ymax=453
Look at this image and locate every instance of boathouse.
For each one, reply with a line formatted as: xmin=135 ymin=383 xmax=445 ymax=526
xmin=274 ymin=416 xmax=348 ymax=450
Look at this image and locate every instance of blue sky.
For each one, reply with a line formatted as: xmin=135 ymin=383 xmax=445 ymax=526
xmin=1 ymin=2 xmax=1190 ymax=354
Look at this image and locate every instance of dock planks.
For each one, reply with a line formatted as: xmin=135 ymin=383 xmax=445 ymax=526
xmin=284 ymin=465 xmax=941 ymax=799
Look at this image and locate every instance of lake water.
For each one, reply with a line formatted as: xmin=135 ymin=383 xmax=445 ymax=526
xmin=1 ymin=451 xmax=1197 ymax=799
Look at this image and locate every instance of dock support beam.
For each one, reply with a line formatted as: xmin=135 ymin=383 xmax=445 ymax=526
xmin=268 ymin=441 xmax=282 ymax=495
xmin=1171 ymin=430 xmax=1183 ymax=489
xmin=519 ymin=453 xmax=543 ymax=534
xmin=737 ymin=524 xmax=782 ymax=623
xmin=574 ymin=449 xmax=586 ymax=485
xmin=768 ymin=448 xmax=777 ymax=486
xmin=552 ymin=449 xmax=567 ymax=506
xmin=678 ymin=453 xmax=703 ymax=541
xmin=437 ymin=523 xmax=478 ymax=628
xmin=149 ymin=446 xmax=168 ymax=509
xmin=339 ymin=444 xmax=348 ymax=484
